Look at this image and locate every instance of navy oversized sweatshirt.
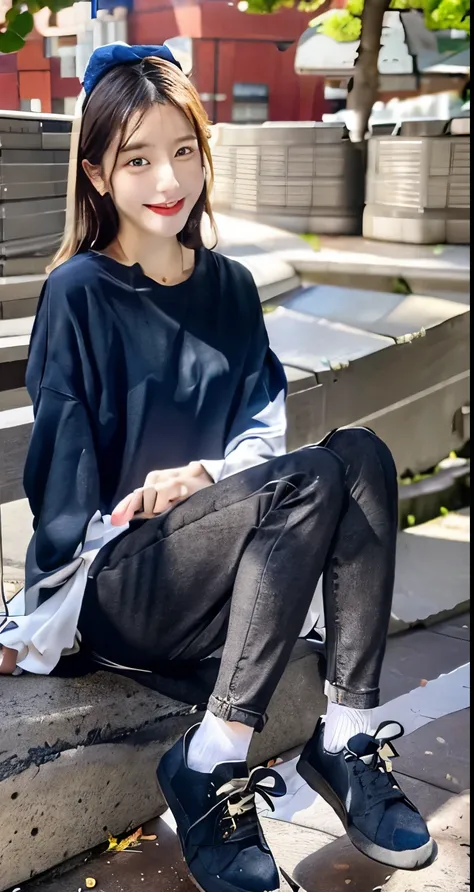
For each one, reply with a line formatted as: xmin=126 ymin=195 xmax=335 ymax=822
xmin=0 ymin=247 xmax=288 ymax=672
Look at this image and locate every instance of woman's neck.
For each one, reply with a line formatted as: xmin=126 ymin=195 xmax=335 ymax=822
xmin=112 ymin=227 xmax=182 ymax=277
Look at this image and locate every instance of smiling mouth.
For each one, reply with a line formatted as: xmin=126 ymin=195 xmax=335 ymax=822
xmin=144 ymin=199 xmax=185 ymax=216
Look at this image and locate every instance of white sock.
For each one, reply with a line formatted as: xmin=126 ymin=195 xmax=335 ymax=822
xmin=323 ymin=701 xmax=375 ymax=753
xmin=187 ymin=710 xmax=253 ymax=774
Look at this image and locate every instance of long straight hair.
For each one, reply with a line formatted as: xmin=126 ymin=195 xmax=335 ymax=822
xmin=49 ymin=57 xmax=216 ymax=271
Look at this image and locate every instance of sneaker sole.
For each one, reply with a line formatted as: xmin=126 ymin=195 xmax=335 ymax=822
xmin=157 ymin=761 xmax=281 ymax=892
xmin=296 ymin=757 xmax=437 ymax=871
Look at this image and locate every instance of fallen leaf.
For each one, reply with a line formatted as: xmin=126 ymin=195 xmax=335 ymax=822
xmin=140 ymin=834 xmax=158 ymax=841
xmin=106 ymin=835 xmax=119 ymax=852
xmin=85 ymin=880 xmax=97 ymax=889
xmin=106 ymin=826 xmax=143 ymax=853
xmin=419 ymin=678 xmax=428 ymax=687
xmin=115 ymin=827 xmax=143 ymax=852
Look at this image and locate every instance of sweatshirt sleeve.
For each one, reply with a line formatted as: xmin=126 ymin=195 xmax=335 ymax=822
xmin=201 ymin=267 xmax=287 ymax=482
xmin=22 ymin=275 xmax=101 ymax=603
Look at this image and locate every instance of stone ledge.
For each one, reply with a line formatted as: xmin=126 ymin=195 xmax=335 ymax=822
xmin=0 ymin=642 xmax=324 ymax=891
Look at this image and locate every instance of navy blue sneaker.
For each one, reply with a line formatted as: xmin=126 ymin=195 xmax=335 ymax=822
xmin=297 ymin=719 xmax=437 ymax=870
xmin=157 ymin=724 xmax=286 ymax=892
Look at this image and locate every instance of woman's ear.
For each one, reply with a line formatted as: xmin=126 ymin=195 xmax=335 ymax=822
xmin=82 ymin=159 xmax=107 ymax=196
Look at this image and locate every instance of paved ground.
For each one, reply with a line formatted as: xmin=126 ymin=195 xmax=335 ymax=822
xmin=14 ymin=612 xmax=469 ymax=892
xmin=214 ymin=215 xmax=471 ymax=298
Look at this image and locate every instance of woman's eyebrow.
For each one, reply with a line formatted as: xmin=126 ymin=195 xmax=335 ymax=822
xmin=120 ymin=134 xmax=197 ymax=153
xmin=119 ymin=140 xmax=153 ymax=153
xmin=174 ymin=133 xmax=198 ymax=143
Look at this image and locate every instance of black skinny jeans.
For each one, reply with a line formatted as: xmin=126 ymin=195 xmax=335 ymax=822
xmin=80 ymin=428 xmax=398 ymax=730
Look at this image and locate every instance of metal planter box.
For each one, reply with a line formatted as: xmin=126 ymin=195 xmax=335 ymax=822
xmin=211 ymin=122 xmax=365 ymax=235
xmin=364 ymin=118 xmax=470 ymax=244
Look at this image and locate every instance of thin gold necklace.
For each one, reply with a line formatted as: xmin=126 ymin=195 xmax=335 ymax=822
xmin=112 ymin=239 xmax=184 ymax=285
xmin=160 ymin=243 xmax=184 ymax=285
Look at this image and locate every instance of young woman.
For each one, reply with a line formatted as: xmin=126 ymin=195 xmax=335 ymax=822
xmin=0 ymin=44 xmax=434 ymax=892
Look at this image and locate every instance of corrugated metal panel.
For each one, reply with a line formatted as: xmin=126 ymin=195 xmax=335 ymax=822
xmin=0 ymin=112 xmax=70 ymax=319
xmin=364 ymin=124 xmax=470 ymax=244
xmin=211 ymin=123 xmax=364 ymax=235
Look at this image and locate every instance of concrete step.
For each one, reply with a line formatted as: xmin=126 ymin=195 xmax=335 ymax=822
xmin=301 ymin=508 xmax=470 ymax=642
xmin=391 ymin=507 xmax=470 ymax=631
xmin=0 ymin=642 xmax=325 ymax=891
xmin=214 ymin=214 xmax=470 ymax=299
xmin=1 ymin=507 xmax=469 ymax=889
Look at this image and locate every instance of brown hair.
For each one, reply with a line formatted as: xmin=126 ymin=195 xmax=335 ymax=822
xmin=49 ymin=57 xmax=216 ymax=271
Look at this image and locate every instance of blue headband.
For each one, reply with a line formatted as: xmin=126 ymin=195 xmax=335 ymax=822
xmin=82 ymin=43 xmax=183 ymax=97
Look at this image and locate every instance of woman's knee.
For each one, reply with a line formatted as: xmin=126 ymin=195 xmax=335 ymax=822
xmin=299 ymin=444 xmax=346 ymax=492
xmin=327 ymin=427 xmax=396 ymax=472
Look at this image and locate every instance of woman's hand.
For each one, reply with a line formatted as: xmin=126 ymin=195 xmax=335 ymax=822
xmin=111 ymin=461 xmax=213 ymax=526
xmin=0 ymin=646 xmax=18 ymax=675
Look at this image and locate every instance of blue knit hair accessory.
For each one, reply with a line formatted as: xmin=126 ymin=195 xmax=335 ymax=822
xmin=82 ymin=43 xmax=183 ymax=97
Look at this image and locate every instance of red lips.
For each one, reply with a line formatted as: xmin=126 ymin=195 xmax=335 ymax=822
xmin=144 ymin=199 xmax=185 ymax=216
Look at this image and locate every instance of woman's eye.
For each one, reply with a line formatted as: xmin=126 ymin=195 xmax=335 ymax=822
xmin=176 ymin=146 xmax=194 ymax=157
xmin=127 ymin=157 xmax=149 ymax=168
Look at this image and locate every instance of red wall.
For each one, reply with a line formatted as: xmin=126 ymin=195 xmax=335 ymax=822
xmin=1 ymin=2 xmax=329 ymax=121
xmin=0 ymin=51 xmax=20 ymax=109
xmin=0 ymin=34 xmax=80 ymax=112
xmin=191 ymin=37 xmax=325 ymax=123
xmin=50 ymin=57 xmax=81 ymax=100
xmin=0 ymin=72 xmax=19 ymax=109
xmin=129 ymin=0 xmax=329 ymax=123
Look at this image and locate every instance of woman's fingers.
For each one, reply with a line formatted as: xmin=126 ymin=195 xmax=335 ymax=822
xmin=143 ymin=462 xmax=205 ymax=489
xmin=153 ymin=480 xmax=188 ymax=514
xmin=144 ymin=467 xmax=185 ymax=488
xmin=111 ymin=474 xmax=194 ymax=525
xmin=142 ymin=484 xmax=159 ymax=516
xmin=187 ymin=461 xmax=205 ymax=477
xmin=111 ymin=489 xmax=144 ymax=525
xmin=143 ymin=481 xmax=187 ymax=516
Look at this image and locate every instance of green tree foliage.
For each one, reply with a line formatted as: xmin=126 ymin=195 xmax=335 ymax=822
xmin=0 ymin=0 xmax=76 ymax=52
xmin=309 ymin=0 xmax=470 ymax=41
xmin=243 ymin=0 xmax=469 ymax=35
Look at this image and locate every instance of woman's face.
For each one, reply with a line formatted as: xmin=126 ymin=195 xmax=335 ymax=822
xmin=87 ymin=102 xmax=205 ymax=239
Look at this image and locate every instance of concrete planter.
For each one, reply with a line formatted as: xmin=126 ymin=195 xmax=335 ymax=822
xmin=0 ymin=111 xmax=71 ymax=320
xmin=364 ymin=117 xmax=470 ymax=245
xmin=211 ymin=122 xmax=365 ymax=236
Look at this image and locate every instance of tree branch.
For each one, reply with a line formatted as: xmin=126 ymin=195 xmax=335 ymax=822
xmin=346 ymin=0 xmax=391 ymax=142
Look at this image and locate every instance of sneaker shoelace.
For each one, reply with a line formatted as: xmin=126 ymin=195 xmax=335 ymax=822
xmin=217 ymin=766 xmax=286 ymax=838
xmin=345 ymin=720 xmax=410 ymax=810
xmin=185 ymin=765 xmax=286 ymax=844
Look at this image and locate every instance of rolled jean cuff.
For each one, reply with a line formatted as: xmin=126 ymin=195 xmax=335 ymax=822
xmin=208 ymin=694 xmax=267 ymax=732
xmin=325 ymin=680 xmax=380 ymax=710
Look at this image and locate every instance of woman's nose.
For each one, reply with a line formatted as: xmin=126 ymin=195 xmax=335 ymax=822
xmin=154 ymin=162 xmax=180 ymax=194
